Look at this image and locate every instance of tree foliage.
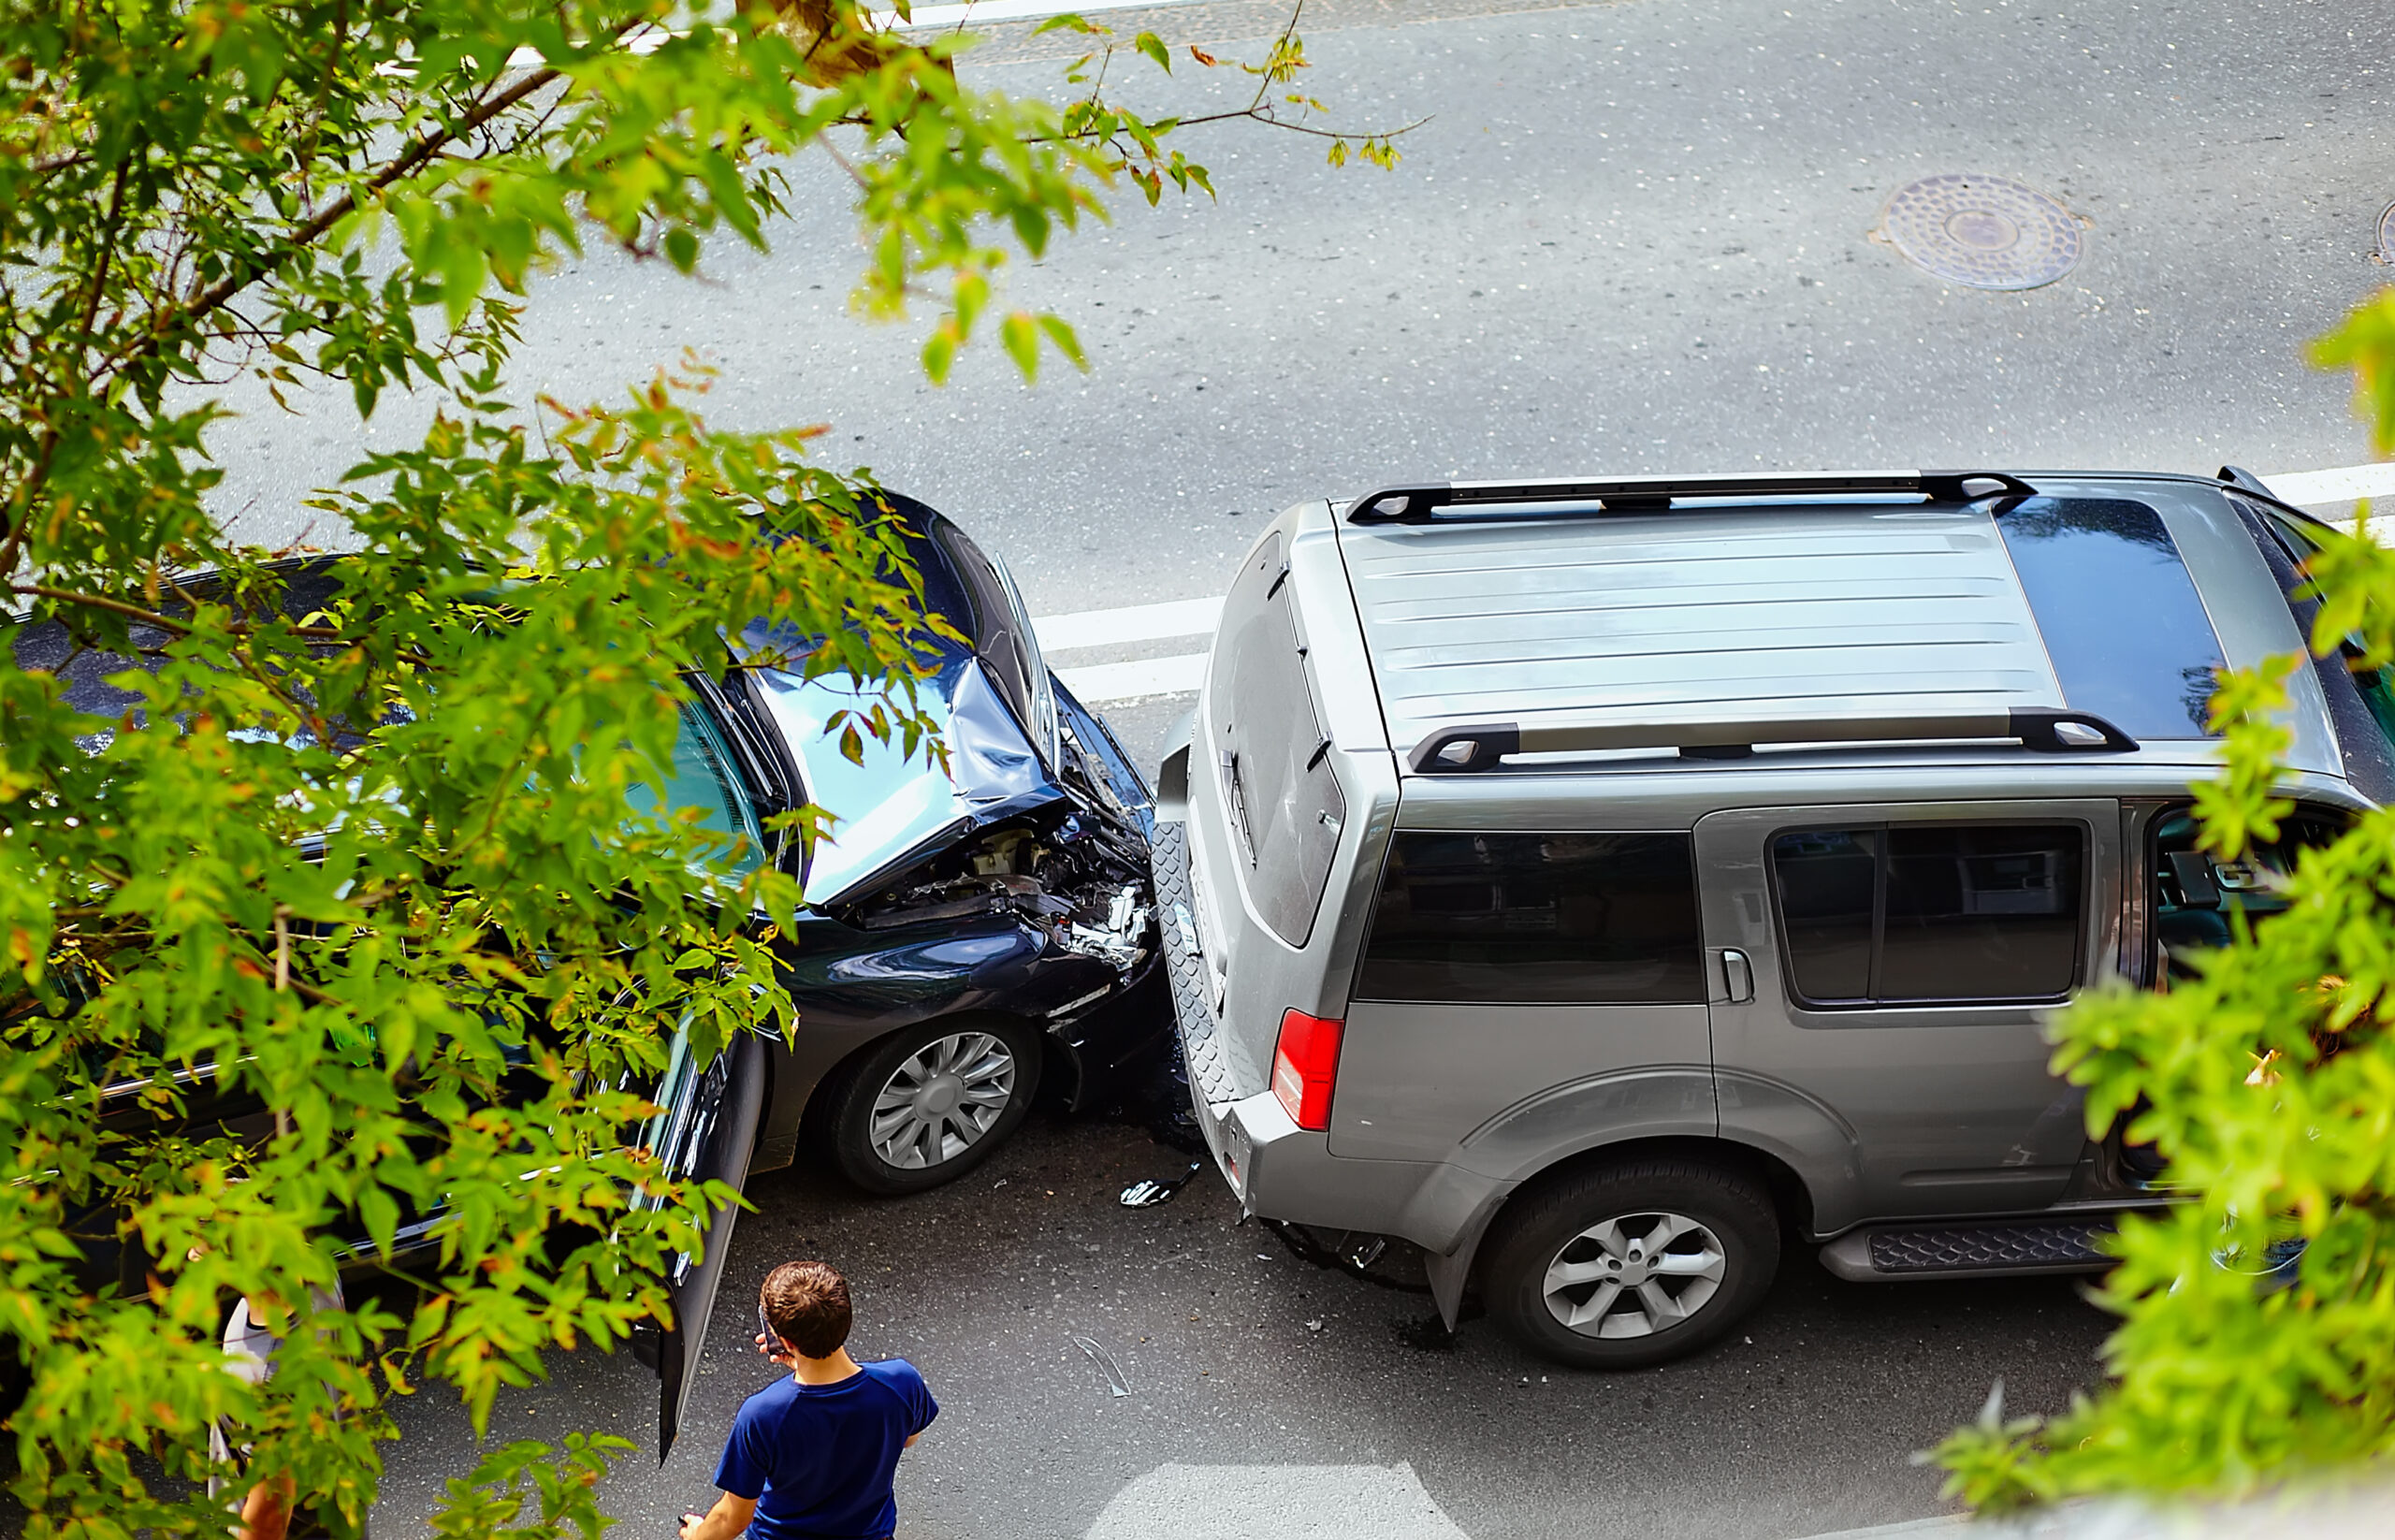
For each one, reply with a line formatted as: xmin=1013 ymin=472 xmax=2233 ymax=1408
xmin=0 ymin=2 xmax=1396 ymax=1533
xmin=1933 ymin=286 xmax=2395 ymax=1506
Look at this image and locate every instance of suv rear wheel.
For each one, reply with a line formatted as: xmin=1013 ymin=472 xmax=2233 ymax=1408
xmin=819 ymin=1018 xmax=1041 ymax=1196
xmin=1482 ymin=1156 xmax=1780 ymax=1370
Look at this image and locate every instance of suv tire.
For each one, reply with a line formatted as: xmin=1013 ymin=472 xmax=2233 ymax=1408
xmin=819 ymin=1017 xmax=1042 ymax=1196
xmin=1481 ymin=1156 xmax=1780 ymax=1370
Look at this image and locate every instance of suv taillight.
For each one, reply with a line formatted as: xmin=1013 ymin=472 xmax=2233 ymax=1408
xmin=1270 ymin=1010 xmax=1344 ymax=1131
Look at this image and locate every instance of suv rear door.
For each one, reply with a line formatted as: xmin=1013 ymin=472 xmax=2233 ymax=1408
xmin=1695 ymin=801 xmax=2119 ymax=1229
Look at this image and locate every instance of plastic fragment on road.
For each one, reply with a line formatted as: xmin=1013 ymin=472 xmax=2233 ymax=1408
xmin=1119 ymin=1161 xmax=1201 ymax=1208
xmin=1072 ymin=1334 xmax=1131 ymax=1397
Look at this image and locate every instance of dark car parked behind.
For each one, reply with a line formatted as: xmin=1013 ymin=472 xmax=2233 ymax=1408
xmin=9 ymin=492 xmax=1166 ymax=1456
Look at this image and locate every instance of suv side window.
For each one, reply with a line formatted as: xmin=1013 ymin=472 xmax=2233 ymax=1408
xmin=1771 ymin=824 xmax=2085 ymax=1007
xmin=1355 ymin=832 xmax=1704 ymax=1004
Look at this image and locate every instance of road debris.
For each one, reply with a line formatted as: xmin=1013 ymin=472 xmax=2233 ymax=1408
xmin=1118 ymin=1161 xmax=1201 ymax=1208
xmin=1071 ymin=1334 xmax=1131 ymax=1398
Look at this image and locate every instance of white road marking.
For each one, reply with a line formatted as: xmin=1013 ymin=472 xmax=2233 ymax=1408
xmin=1084 ymin=1462 xmax=1473 ymax=1540
xmin=880 ymin=0 xmax=1200 ymax=29
xmin=1035 ymin=596 xmax=1224 ymax=652
xmin=1036 ymin=461 xmax=2395 ymax=704
xmin=2263 ymin=460 xmax=2395 ymax=509
xmin=1056 ymin=652 xmax=1208 ymax=702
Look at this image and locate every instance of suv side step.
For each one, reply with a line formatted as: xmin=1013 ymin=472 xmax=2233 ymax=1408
xmin=1820 ymin=1219 xmax=2115 ymax=1283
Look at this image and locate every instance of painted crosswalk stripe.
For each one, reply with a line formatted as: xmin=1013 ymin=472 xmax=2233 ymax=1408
xmin=2263 ymin=460 xmax=2395 ymax=508
xmin=1035 ymin=462 xmax=2395 ymax=704
xmin=1034 ymin=596 xmax=1224 ymax=652
xmin=1056 ymin=652 xmax=1208 ymax=702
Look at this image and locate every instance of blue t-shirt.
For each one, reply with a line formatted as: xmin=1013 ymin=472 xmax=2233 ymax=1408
xmin=713 ymin=1359 xmax=937 ymax=1540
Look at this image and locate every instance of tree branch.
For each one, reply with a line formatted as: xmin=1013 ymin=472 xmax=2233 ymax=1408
xmin=7 ymin=582 xmax=408 ymax=655
xmin=0 ymin=157 xmax=136 ymax=578
xmin=98 ymin=64 xmax=572 ymax=384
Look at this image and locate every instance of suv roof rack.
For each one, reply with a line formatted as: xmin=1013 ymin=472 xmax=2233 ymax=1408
xmin=1345 ymin=471 xmax=2038 ymax=525
xmin=1408 ymin=708 xmax=2138 ymax=774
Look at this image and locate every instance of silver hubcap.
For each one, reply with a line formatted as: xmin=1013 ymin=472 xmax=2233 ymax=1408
xmin=1542 ymin=1211 xmax=1728 ymax=1339
xmin=868 ymin=1031 xmax=1017 ymax=1170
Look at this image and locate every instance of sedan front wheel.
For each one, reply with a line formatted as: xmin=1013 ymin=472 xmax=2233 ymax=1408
xmin=821 ymin=1019 xmax=1042 ymax=1195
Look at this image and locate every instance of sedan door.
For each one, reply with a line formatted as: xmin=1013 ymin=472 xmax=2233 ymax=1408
xmin=1696 ymin=801 xmax=2118 ymax=1233
xmin=636 ymin=1026 xmax=767 ymax=1460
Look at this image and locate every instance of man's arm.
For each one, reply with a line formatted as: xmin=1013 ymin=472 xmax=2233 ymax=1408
xmin=237 ymin=1473 xmax=294 ymax=1540
xmin=678 ymin=1492 xmax=757 ymax=1540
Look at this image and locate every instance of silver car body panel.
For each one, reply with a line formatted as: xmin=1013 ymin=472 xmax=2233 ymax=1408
xmin=1147 ymin=474 xmax=2366 ymax=1322
xmin=1695 ymin=798 xmax=2121 ymax=1233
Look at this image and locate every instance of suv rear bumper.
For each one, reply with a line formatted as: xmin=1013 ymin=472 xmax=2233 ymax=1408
xmin=1149 ymin=811 xmax=1497 ymax=1247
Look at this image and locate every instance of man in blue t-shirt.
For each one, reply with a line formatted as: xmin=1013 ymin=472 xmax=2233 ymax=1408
xmin=678 ymin=1260 xmax=937 ymax=1540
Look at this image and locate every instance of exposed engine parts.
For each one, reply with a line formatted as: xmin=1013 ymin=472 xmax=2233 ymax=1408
xmin=1059 ymin=884 xmax=1152 ymax=975
xmin=842 ymin=806 xmax=1155 ymax=981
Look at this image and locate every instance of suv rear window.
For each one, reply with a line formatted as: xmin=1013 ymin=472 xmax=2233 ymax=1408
xmin=1355 ymin=832 xmax=1703 ymax=1004
xmin=1771 ymin=824 xmax=2084 ymax=1007
xmin=1211 ymin=531 xmax=1344 ymax=947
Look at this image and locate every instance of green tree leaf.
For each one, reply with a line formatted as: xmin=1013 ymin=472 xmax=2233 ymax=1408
xmin=1933 ymin=283 xmax=2395 ymax=1508
xmin=1000 ymin=312 xmax=1041 ymax=381
xmin=0 ymin=4 xmax=1403 ymax=1530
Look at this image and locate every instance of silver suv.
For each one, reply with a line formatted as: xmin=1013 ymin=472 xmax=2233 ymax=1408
xmin=1150 ymin=470 xmax=2388 ymax=1369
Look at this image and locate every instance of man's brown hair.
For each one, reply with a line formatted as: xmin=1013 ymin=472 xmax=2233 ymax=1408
xmin=761 ymin=1259 xmax=852 ymax=1359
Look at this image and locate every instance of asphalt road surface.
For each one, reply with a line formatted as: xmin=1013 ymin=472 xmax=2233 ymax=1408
xmin=366 ymin=1116 xmax=2113 ymax=1540
xmin=171 ymin=0 xmax=2395 ymax=1533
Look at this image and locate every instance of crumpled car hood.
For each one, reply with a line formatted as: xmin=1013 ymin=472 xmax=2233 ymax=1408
xmin=748 ymin=652 xmax=1066 ymax=908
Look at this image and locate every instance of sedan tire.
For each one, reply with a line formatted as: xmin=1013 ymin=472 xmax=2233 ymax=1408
xmin=1481 ymin=1156 xmax=1780 ymax=1370
xmin=820 ymin=1018 xmax=1043 ymax=1196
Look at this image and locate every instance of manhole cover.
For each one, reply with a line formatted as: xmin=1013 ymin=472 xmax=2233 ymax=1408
xmin=2376 ymin=199 xmax=2395 ymax=264
xmin=1878 ymin=173 xmax=2083 ymax=290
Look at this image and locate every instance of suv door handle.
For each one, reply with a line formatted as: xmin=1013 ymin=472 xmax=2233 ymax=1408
xmin=1716 ymin=948 xmax=1755 ymax=1004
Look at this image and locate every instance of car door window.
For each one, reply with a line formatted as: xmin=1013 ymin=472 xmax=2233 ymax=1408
xmin=621 ymin=705 xmax=767 ymax=878
xmin=1771 ymin=823 xmax=2085 ymax=1007
xmin=2150 ymin=805 xmax=2343 ymax=983
xmin=1355 ymin=831 xmax=1704 ymax=1004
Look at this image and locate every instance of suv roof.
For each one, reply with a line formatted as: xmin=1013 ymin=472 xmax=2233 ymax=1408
xmin=1327 ymin=470 xmax=2322 ymax=778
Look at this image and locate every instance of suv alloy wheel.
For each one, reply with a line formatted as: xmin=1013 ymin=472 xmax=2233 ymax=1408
xmin=1481 ymin=1156 xmax=1781 ymax=1370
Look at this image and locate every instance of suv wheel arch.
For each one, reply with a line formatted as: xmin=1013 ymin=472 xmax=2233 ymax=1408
xmin=1430 ymin=1136 xmax=1809 ymax=1331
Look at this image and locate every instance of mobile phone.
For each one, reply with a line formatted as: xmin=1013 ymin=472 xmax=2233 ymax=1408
xmin=757 ymin=1303 xmax=779 ymax=1350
